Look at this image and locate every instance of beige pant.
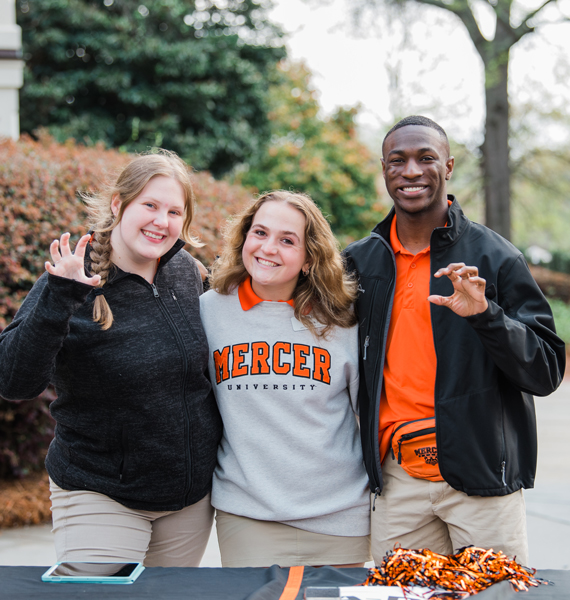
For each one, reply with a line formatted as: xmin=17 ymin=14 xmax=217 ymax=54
xmin=216 ymin=510 xmax=371 ymax=567
xmin=49 ymin=479 xmax=213 ymax=567
xmin=371 ymin=456 xmax=528 ymax=565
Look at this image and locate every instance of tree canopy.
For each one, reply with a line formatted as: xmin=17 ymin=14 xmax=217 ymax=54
xmin=238 ymin=61 xmax=384 ymax=243
xmin=17 ymin=0 xmax=285 ymax=177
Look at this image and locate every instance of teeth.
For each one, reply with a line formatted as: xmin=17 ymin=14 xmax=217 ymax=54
xmin=143 ymin=230 xmax=165 ymax=240
xmin=257 ymin=258 xmax=278 ymax=267
xmin=403 ymin=186 xmax=426 ymax=192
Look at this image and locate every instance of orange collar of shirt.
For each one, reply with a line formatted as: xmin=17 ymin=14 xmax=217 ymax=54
xmin=238 ymin=277 xmax=295 ymax=311
xmin=389 ymin=214 xmax=431 ymax=258
xmin=389 ymin=199 xmax=452 ymax=256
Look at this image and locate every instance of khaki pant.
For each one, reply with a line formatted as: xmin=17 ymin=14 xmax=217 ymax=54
xmin=371 ymin=456 xmax=528 ymax=565
xmin=49 ymin=479 xmax=213 ymax=567
xmin=216 ymin=510 xmax=371 ymax=567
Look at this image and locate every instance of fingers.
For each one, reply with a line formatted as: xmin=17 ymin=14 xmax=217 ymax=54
xmin=427 ymin=294 xmax=448 ymax=306
xmin=73 ymin=234 xmax=91 ymax=259
xmin=45 ymin=261 xmax=57 ymax=275
xmin=49 ymin=238 xmax=62 ymax=266
xmin=49 ymin=232 xmax=73 ymax=266
xmin=466 ymin=276 xmax=486 ymax=289
xmin=46 ymin=233 xmax=92 ymax=279
xmin=434 ymin=263 xmax=480 ymax=282
xmin=85 ymin=274 xmax=102 ymax=287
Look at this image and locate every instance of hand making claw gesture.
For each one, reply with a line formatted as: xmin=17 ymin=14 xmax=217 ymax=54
xmin=428 ymin=263 xmax=488 ymax=317
xmin=45 ymin=233 xmax=101 ymax=287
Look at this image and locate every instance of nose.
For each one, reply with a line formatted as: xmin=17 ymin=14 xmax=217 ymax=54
xmin=261 ymin=235 xmax=278 ymax=254
xmin=153 ymin=209 xmax=169 ymax=227
xmin=402 ymin=158 xmax=422 ymax=179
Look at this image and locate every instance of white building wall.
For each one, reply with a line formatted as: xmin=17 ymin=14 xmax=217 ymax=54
xmin=0 ymin=0 xmax=24 ymax=140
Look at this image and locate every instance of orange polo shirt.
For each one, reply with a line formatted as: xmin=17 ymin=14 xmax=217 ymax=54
xmin=378 ymin=215 xmax=443 ymax=480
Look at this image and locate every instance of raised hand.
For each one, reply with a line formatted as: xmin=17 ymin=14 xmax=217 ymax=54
xmin=428 ymin=262 xmax=488 ymax=317
xmin=45 ymin=233 xmax=102 ymax=287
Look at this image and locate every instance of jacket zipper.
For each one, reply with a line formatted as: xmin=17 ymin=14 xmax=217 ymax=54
xmin=151 ymin=282 xmax=193 ymax=505
xmin=363 ymin=278 xmax=384 ymax=493
xmin=367 ymin=233 xmax=396 ymax=494
xmin=169 ymin=289 xmax=196 ymax=336
xmin=372 ymin=487 xmax=381 ymax=512
xmin=362 ymin=279 xmax=378 ymax=363
xmin=499 ymin=394 xmax=507 ymax=488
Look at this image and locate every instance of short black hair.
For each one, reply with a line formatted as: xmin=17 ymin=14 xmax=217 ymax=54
xmin=383 ymin=115 xmax=449 ymax=153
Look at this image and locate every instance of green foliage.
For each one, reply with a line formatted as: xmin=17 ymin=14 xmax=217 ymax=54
xmin=512 ymin=148 xmax=570 ymax=252
xmin=236 ymin=61 xmax=385 ymax=245
xmin=549 ymin=299 xmax=570 ymax=345
xmin=17 ymin=0 xmax=285 ymax=177
xmin=549 ymin=251 xmax=570 ymax=276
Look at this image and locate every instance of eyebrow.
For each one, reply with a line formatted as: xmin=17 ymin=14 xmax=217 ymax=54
xmin=250 ymin=223 xmax=301 ymax=241
xmin=388 ymin=147 xmax=437 ymax=157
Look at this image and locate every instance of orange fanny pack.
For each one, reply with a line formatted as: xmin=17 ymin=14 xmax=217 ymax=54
xmin=389 ymin=418 xmax=443 ymax=481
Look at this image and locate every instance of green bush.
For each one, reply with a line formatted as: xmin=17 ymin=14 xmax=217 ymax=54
xmin=0 ymin=133 xmax=251 ymax=479
xmin=549 ymin=298 xmax=570 ymax=345
xmin=18 ymin=0 xmax=285 ymax=177
xmin=549 ymin=251 xmax=570 ymax=276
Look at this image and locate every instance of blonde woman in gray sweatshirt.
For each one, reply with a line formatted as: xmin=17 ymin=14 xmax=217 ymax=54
xmin=200 ymin=191 xmax=371 ymax=568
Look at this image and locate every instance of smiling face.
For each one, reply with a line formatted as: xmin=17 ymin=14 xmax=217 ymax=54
xmin=382 ymin=125 xmax=454 ymax=218
xmin=242 ymin=200 xmax=310 ymax=302
xmin=110 ymin=175 xmax=186 ymax=280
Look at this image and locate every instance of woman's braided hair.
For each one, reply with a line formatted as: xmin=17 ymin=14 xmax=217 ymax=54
xmin=82 ymin=150 xmax=201 ymax=330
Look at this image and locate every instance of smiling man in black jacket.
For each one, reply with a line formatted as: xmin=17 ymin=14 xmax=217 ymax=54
xmin=344 ymin=115 xmax=566 ymax=565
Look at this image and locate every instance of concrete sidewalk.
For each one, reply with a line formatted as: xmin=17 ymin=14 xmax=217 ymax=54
xmin=1 ymin=382 xmax=569 ymax=569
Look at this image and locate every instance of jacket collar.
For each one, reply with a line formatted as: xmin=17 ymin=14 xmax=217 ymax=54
xmin=372 ymin=195 xmax=469 ymax=248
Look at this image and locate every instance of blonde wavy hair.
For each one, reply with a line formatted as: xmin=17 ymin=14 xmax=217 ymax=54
xmin=210 ymin=190 xmax=357 ymax=337
xmin=83 ymin=150 xmax=201 ymax=330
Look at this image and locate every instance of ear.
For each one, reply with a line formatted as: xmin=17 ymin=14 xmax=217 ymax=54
xmin=445 ymin=156 xmax=455 ymax=181
xmin=110 ymin=194 xmax=121 ymax=217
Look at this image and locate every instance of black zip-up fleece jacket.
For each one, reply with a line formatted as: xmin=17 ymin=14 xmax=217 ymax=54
xmin=344 ymin=198 xmax=566 ymax=498
xmin=0 ymin=240 xmax=222 ymax=511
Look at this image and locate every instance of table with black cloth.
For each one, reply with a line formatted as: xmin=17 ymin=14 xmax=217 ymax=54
xmin=0 ymin=565 xmax=567 ymax=599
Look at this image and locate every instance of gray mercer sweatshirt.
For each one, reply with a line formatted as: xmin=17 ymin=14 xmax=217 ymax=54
xmin=200 ymin=288 xmax=370 ymax=536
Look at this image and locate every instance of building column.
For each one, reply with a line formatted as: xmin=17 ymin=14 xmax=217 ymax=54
xmin=0 ymin=0 xmax=24 ymax=140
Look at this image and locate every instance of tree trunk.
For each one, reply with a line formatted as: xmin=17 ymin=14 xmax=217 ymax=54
xmin=481 ymin=49 xmax=511 ymax=240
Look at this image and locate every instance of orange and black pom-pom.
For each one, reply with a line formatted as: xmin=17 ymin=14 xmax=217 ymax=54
xmin=362 ymin=546 xmax=551 ymax=596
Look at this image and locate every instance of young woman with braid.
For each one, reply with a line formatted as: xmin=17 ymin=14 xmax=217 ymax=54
xmin=0 ymin=151 xmax=222 ymax=570
xmin=200 ymin=191 xmax=371 ymax=568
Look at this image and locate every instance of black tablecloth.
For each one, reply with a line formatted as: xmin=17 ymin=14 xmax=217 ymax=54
xmin=0 ymin=566 xmax=566 ymax=599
